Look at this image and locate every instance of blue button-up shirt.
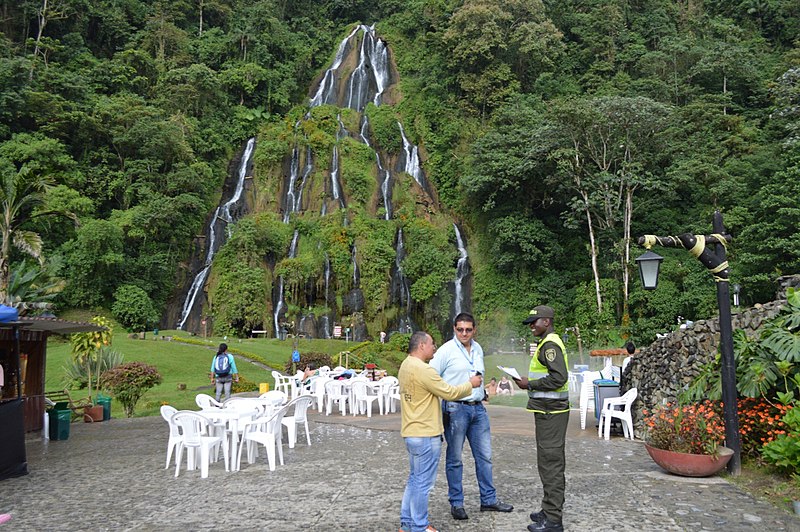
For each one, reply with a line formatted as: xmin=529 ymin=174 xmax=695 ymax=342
xmin=430 ymin=337 xmax=485 ymax=402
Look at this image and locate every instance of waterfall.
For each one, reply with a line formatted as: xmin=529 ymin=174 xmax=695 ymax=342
xmin=359 ymin=115 xmax=370 ymax=146
xmin=330 ymin=144 xmax=345 ymax=210
xmin=310 ymin=26 xmax=360 ymax=107
xmin=283 ymin=146 xmax=300 ymax=223
xmin=321 ymin=255 xmax=333 ymax=338
xmin=177 ymin=137 xmax=255 ymax=330
xmin=283 ymin=146 xmax=313 ymax=223
xmin=391 ymin=228 xmax=413 ymax=333
xmin=351 ymin=244 xmax=360 ymax=288
xmin=273 ymin=229 xmax=300 ymax=338
xmin=347 ymin=25 xmax=390 ymax=110
xmin=398 ymin=122 xmax=427 ymax=190
xmin=358 ymin=115 xmax=392 ymax=219
xmin=310 ymin=25 xmax=390 ymax=111
xmin=453 ymin=224 xmax=470 ymax=317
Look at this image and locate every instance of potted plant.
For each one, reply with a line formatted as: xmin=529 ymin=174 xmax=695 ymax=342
xmin=642 ymin=400 xmax=733 ymax=477
xmin=68 ymin=316 xmax=113 ymax=422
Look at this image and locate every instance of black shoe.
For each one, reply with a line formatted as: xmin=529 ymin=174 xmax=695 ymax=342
xmin=530 ymin=510 xmax=546 ymax=524
xmin=527 ymin=518 xmax=564 ymax=532
xmin=479 ymin=501 xmax=513 ymax=512
xmin=451 ymin=506 xmax=468 ymax=520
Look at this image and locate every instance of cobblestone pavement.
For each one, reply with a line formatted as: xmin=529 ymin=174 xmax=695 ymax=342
xmin=3 ymin=401 xmax=799 ymax=531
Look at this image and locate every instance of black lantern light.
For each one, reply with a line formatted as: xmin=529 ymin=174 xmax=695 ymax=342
xmin=635 ymin=249 xmax=664 ymax=290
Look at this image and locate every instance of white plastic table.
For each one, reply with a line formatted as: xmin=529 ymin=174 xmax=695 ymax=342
xmin=199 ymin=407 xmax=258 ymax=472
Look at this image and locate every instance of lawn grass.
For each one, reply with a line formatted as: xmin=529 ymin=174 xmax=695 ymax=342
xmin=45 ymin=326 xmax=360 ymax=418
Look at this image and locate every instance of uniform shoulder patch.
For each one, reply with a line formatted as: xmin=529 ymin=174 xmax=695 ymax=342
xmin=545 ymin=348 xmax=557 ymax=362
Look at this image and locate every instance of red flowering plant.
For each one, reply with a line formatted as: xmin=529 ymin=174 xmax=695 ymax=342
xmin=642 ymin=400 xmax=726 ymax=455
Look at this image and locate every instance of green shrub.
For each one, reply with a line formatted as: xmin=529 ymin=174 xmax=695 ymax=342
xmin=761 ymin=406 xmax=800 ymax=476
xmin=62 ymin=347 xmax=124 ymax=390
xmin=283 ymin=351 xmax=334 ymax=374
xmin=102 ymin=362 xmax=163 ymax=417
xmin=232 ymin=375 xmax=259 ymax=393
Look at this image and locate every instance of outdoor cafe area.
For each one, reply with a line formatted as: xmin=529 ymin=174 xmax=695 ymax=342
xmin=162 ymin=365 xmax=401 ymax=479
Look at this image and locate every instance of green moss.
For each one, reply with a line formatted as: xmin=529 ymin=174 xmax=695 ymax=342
xmin=340 ymin=138 xmax=376 ymax=205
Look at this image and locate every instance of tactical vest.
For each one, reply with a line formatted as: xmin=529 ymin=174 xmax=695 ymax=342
xmin=528 ymin=333 xmax=569 ymax=400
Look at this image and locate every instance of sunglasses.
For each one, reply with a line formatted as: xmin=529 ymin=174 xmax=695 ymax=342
xmin=455 ymin=327 xmax=474 ymax=333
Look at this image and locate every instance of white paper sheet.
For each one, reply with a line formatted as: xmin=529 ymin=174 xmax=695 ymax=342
xmin=496 ymin=365 xmax=521 ymax=380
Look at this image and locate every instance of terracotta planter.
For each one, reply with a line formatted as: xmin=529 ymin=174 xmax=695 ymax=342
xmin=83 ymin=405 xmax=104 ymax=423
xmin=645 ymin=443 xmax=733 ymax=477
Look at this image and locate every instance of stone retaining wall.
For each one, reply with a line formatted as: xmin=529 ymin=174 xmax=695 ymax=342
xmin=622 ymin=274 xmax=799 ymax=438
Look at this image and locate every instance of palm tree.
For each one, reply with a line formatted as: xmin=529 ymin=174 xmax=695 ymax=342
xmin=0 ymin=168 xmax=74 ymax=304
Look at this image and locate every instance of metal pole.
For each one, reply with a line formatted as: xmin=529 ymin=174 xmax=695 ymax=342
xmin=713 ymin=211 xmax=741 ymax=475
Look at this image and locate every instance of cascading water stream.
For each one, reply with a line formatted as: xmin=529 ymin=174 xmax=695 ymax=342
xmin=177 ymin=137 xmax=255 ymax=330
xmin=391 ymin=228 xmax=413 ymax=333
xmin=359 ymin=115 xmax=392 ymax=220
xmin=453 ymin=224 xmax=470 ymax=317
xmin=273 ymin=229 xmax=299 ymax=337
xmin=346 ymin=25 xmax=389 ymax=110
xmin=351 ymin=244 xmax=360 ymax=288
xmin=310 ymin=26 xmax=360 ymax=107
xmin=398 ymin=122 xmax=427 ymax=190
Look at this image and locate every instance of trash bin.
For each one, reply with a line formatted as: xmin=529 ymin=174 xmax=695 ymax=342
xmin=95 ymin=394 xmax=112 ymax=421
xmin=593 ymin=379 xmax=620 ymax=421
xmin=49 ymin=403 xmax=71 ymax=440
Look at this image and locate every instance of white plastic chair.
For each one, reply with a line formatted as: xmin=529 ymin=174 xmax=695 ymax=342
xmin=351 ymin=380 xmax=380 ymax=418
xmin=281 ymin=395 xmax=313 ymax=448
xmin=259 ymin=390 xmax=288 ymax=407
xmin=309 ymin=376 xmax=331 ymax=412
xmin=387 ymin=384 xmax=401 ymax=413
xmin=377 ymin=376 xmax=399 ymax=414
xmin=579 ymin=370 xmax=602 ymax=430
xmin=195 ymin=393 xmax=223 ymax=410
xmin=598 ymin=387 xmax=638 ymax=440
xmin=272 ymin=371 xmax=295 ymax=397
xmin=172 ymin=411 xmax=229 ymax=478
xmin=160 ymin=405 xmax=181 ymax=469
xmin=194 ymin=395 xmax=228 ymax=458
xmin=238 ymin=403 xmax=291 ymax=471
xmin=325 ymin=379 xmax=349 ymax=416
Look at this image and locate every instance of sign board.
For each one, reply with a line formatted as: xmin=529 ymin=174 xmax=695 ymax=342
xmin=333 ymin=326 xmax=342 ymax=338
xmin=292 ymin=349 xmax=300 ymax=363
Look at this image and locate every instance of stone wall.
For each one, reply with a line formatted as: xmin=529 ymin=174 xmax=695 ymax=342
xmin=621 ymin=274 xmax=799 ymax=438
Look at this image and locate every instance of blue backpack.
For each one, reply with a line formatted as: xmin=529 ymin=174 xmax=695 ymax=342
xmin=214 ymin=353 xmax=231 ymax=377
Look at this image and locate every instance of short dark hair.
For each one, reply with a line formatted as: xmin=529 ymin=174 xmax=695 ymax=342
xmin=408 ymin=331 xmax=430 ymax=353
xmin=625 ymin=341 xmax=636 ymax=355
xmin=453 ymin=312 xmax=475 ymax=327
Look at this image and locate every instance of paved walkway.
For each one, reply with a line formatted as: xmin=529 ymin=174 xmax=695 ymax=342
xmin=4 ymin=401 xmax=799 ymax=531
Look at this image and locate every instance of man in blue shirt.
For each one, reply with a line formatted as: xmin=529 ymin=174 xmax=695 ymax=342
xmin=430 ymin=312 xmax=513 ymax=521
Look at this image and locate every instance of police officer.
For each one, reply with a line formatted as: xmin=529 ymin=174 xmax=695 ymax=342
xmin=513 ymin=305 xmax=569 ymax=532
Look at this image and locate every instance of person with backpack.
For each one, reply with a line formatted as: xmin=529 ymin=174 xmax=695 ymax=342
xmin=210 ymin=343 xmax=238 ymax=401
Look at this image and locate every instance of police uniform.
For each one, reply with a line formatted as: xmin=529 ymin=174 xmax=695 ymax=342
xmin=524 ymin=307 xmax=569 ymax=529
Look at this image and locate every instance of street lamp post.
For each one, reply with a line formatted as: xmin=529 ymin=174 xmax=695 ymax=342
xmin=635 ymin=211 xmax=741 ymax=475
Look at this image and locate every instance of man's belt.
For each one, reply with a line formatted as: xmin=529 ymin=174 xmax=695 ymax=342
xmin=456 ymin=400 xmax=482 ymax=406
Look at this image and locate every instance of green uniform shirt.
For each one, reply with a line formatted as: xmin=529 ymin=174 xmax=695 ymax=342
xmin=526 ymin=333 xmax=570 ymax=413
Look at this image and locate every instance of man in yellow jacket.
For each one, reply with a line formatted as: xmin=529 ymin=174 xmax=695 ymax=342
xmin=513 ymin=306 xmax=569 ymax=532
xmin=399 ymin=331 xmax=482 ymax=532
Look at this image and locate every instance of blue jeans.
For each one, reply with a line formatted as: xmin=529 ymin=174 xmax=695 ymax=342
xmin=400 ymin=436 xmax=442 ymax=532
xmin=442 ymin=401 xmax=497 ymax=506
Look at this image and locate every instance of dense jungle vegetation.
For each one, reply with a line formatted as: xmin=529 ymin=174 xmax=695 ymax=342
xmin=1 ymin=0 xmax=798 ymax=349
